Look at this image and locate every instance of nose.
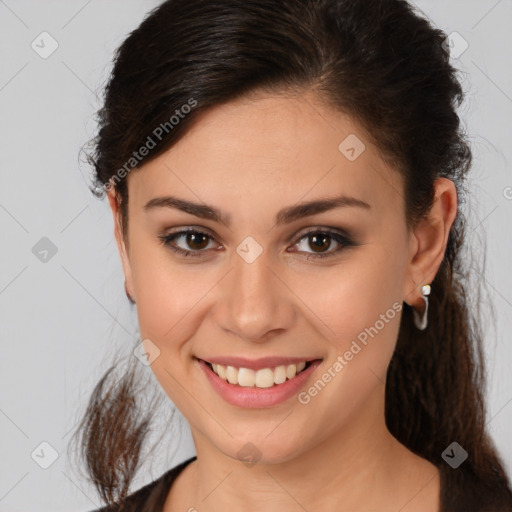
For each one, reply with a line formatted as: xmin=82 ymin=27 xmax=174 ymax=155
xmin=214 ymin=248 xmax=296 ymax=343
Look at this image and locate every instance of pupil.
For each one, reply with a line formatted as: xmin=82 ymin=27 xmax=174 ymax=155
xmin=310 ymin=234 xmax=329 ymax=252
xmin=187 ymin=232 xmax=208 ymax=250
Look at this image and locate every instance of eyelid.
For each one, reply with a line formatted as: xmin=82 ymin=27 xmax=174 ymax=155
xmin=291 ymin=225 xmax=354 ymax=243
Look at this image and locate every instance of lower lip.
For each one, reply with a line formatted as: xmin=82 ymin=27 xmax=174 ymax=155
xmin=197 ymin=358 xmax=322 ymax=408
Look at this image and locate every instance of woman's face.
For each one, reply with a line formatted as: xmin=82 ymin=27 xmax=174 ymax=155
xmin=110 ymin=91 xmax=420 ymax=464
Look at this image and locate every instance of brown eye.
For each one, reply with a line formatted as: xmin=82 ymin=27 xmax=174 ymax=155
xmin=159 ymin=229 xmax=216 ymax=257
xmin=183 ymin=232 xmax=210 ymax=250
xmin=292 ymin=230 xmax=353 ymax=259
xmin=308 ymin=233 xmax=332 ymax=253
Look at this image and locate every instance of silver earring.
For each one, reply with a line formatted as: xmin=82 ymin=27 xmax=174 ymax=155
xmin=412 ymin=284 xmax=431 ymax=330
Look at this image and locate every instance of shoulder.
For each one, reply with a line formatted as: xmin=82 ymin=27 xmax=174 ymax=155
xmin=87 ymin=456 xmax=197 ymax=512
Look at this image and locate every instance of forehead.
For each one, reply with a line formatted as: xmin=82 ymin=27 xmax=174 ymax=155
xmin=127 ymin=91 xmax=404 ymax=223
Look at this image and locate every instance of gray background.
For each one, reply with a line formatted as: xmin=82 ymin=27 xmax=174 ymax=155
xmin=1 ymin=1 xmax=511 ymax=510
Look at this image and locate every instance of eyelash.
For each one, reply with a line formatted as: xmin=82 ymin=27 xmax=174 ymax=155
xmin=158 ymin=227 xmax=356 ymax=260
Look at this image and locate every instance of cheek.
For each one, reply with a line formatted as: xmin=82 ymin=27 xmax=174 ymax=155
xmin=289 ymin=249 xmax=404 ymax=433
xmin=300 ymin=244 xmax=405 ymax=382
xmin=133 ymin=262 xmax=209 ymax=345
xmin=130 ymin=254 xmax=211 ymax=412
xmin=127 ymin=230 xmax=209 ymax=346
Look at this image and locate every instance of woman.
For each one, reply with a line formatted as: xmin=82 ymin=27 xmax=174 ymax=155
xmin=71 ymin=0 xmax=512 ymax=510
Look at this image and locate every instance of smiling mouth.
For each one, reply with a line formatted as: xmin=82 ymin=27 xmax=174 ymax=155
xmin=201 ymin=359 xmax=320 ymax=388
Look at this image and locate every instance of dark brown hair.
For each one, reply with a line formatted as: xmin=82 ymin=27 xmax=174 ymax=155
xmin=70 ymin=0 xmax=512 ymax=508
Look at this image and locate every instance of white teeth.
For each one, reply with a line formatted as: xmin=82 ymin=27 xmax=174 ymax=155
xmin=274 ymin=365 xmax=287 ymax=384
xmin=208 ymin=360 xmax=311 ymax=388
xmin=216 ymin=364 xmax=227 ymax=380
xmin=226 ymin=366 xmax=238 ymax=385
xmin=286 ymin=364 xmax=297 ymax=379
xmin=255 ymin=368 xmax=274 ymax=388
xmin=238 ymin=368 xmax=255 ymax=387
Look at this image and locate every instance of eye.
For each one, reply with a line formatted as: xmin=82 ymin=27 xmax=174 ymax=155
xmin=290 ymin=229 xmax=354 ymax=260
xmin=158 ymin=228 xmax=218 ymax=258
xmin=158 ymin=227 xmax=356 ymax=260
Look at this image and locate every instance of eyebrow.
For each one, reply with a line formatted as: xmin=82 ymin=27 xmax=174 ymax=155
xmin=143 ymin=194 xmax=371 ymax=227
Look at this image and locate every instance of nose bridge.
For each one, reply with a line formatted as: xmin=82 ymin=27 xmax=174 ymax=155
xmin=217 ymin=244 xmax=294 ymax=342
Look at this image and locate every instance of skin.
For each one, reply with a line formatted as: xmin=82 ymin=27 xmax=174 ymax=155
xmin=108 ymin=90 xmax=457 ymax=512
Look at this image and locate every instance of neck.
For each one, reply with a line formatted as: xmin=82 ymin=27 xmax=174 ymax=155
xmin=165 ymin=389 xmax=440 ymax=512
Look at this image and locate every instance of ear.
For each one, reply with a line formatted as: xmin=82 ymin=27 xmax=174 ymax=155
xmin=107 ymin=188 xmax=135 ymax=301
xmin=403 ymin=177 xmax=458 ymax=309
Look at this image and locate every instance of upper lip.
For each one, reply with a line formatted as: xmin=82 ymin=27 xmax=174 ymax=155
xmin=197 ymin=356 xmax=322 ymax=370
